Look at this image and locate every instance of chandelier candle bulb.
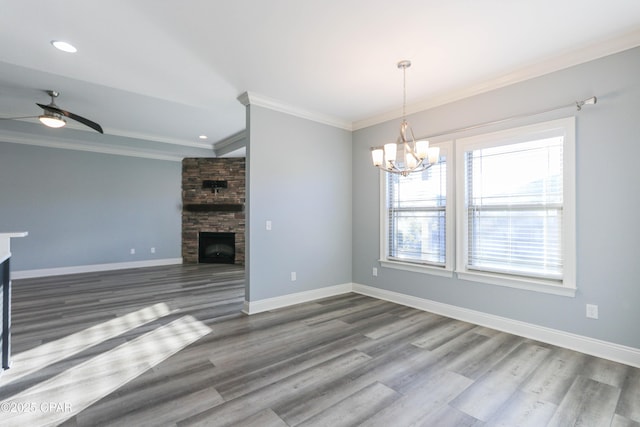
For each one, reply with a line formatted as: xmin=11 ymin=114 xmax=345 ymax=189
xmin=371 ymin=148 xmax=384 ymax=167
xmin=384 ymin=143 xmax=397 ymax=163
xmin=369 ymin=60 xmax=439 ymax=176
xmin=415 ymin=140 xmax=429 ymax=159
xmin=428 ymin=146 xmax=440 ymax=164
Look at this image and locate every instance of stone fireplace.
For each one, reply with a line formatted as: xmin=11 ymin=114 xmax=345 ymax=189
xmin=182 ymin=158 xmax=245 ymax=265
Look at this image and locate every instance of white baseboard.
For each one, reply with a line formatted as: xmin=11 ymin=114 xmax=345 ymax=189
xmin=242 ymin=281 xmax=640 ymax=367
xmin=242 ymin=283 xmax=353 ymax=315
xmin=12 ymin=258 xmax=183 ymax=280
xmin=12 ymin=262 xmax=639 ymax=368
xmin=352 ymin=283 xmax=640 ymax=369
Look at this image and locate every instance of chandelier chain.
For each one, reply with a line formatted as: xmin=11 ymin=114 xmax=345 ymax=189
xmin=402 ymin=65 xmax=407 ymax=120
xmin=370 ymin=59 xmax=439 ymax=176
xmin=371 ymin=59 xmax=597 ymax=176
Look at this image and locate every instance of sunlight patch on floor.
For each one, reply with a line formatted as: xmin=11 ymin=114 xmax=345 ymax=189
xmin=1 ymin=310 xmax=211 ymax=427
xmin=1 ymin=302 xmax=173 ymax=385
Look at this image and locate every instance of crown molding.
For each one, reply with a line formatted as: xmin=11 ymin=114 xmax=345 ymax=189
xmin=213 ymin=129 xmax=246 ymax=150
xmin=0 ymin=131 xmax=185 ymax=162
xmin=10 ymin=118 xmax=215 ymax=150
xmin=213 ymin=130 xmax=246 ymax=157
xmin=353 ymin=28 xmax=640 ymax=131
xmin=237 ymin=91 xmax=352 ymax=131
xmin=100 ymin=128 xmax=215 ymax=150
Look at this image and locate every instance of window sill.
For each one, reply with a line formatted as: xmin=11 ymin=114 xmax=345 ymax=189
xmin=456 ymin=270 xmax=576 ymax=297
xmin=380 ymin=259 xmax=453 ymax=278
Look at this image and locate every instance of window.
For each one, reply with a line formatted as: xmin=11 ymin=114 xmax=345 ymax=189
xmin=456 ymin=118 xmax=576 ymax=295
xmin=380 ymin=142 xmax=453 ymax=276
xmin=377 ymin=118 xmax=575 ymax=296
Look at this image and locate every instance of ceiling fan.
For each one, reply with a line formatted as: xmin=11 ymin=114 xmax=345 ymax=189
xmin=36 ymin=90 xmax=103 ymax=134
xmin=0 ymin=90 xmax=103 ymax=134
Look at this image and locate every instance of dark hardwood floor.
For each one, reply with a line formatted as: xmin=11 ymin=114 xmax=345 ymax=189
xmin=0 ymin=264 xmax=638 ymax=426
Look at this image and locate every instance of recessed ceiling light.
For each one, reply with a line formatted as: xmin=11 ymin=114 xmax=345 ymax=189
xmin=199 ymin=135 xmax=208 ymax=140
xmin=51 ymin=40 xmax=77 ymax=53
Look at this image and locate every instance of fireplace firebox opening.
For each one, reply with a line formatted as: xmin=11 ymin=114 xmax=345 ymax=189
xmin=198 ymin=232 xmax=235 ymax=264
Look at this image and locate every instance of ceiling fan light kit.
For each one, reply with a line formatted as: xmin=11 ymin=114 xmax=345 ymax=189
xmin=36 ymin=90 xmax=104 ymax=134
xmin=39 ymin=113 xmax=66 ymax=128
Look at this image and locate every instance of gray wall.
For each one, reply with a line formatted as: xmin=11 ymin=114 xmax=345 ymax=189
xmin=246 ymin=105 xmax=352 ymax=301
xmin=352 ymin=47 xmax=640 ymax=349
xmin=0 ymin=142 xmax=182 ymax=271
xmin=2 ymin=46 xmax=637 ymax=352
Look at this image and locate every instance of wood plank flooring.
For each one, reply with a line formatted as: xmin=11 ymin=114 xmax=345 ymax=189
xmin=0 ymin=264 xmax=638 ymax=426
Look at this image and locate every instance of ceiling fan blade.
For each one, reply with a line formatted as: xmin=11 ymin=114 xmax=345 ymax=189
xmin=0 ymin=115 xmax=40 ymax=120
xmin=37 ymin=103 xmax=104 ymax=134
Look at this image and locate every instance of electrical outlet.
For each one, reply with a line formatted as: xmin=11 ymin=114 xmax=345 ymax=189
xmin=150 ymin=247 xmax=156 ymax=254
xmin=586 ymin=304 xmax=599 ymax=319
xmin=372 ymin=267 xmax=378 ymax=277
xmin=266 ymin=220 xmax=272 ymax=231
xmin=290 ymin=272 xmax=297 ymax=281
xmin=130 ymin=248 xmax=136 ymax=255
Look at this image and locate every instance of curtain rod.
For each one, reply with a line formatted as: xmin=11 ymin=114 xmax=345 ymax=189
xmin=423 ymin=96 xmax=597 ymax=140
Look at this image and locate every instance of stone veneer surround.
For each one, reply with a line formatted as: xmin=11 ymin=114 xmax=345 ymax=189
xmin=182 ymin=158 xmax=245 ymax=264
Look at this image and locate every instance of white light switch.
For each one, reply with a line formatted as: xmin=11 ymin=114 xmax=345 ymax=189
xmin=291 ymin=272 xmax=296 ymax=281
xmin=266 ymin=220 xmax=272 ymax=231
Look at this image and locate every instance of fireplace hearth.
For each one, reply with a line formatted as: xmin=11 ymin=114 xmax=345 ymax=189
xmin=199 ymin=232 xmax=235 ymax=264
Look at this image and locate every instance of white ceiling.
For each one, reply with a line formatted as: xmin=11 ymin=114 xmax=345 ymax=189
xmin=1 ymin=1 xmax=639 ymax=158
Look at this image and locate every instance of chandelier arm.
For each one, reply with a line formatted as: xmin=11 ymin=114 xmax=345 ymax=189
xmin=403 ymin=141 xmax=420 ymax=163
xmin=370 ymin=59 xmax=596 ymax=177
xmin=406 ymin=124 xmax=418 ymax=147
xmin=377 ymin=159 xmax=433 ymax=176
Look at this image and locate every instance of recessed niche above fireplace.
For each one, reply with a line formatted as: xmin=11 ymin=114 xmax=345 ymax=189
xmin=199 ymin=232 xmax=235 ymax=264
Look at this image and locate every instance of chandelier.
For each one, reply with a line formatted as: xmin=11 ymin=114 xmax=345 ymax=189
xmin=371 ymin=60 xmax=439 ymax=176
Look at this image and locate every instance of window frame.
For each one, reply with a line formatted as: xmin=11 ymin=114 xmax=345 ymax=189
xmin=376 ymin=118 xmax=576 ymax=297
xmin=379 ymin=140 xmax=454 ymax=277
xmin=455 ymin=117 xmax=576 ymax=296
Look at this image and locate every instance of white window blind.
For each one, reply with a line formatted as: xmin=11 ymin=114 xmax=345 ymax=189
xmin=387 ymin=158 xmax=447 ymax=266
xmin=464 ymin=136 xmax=564 ymax=280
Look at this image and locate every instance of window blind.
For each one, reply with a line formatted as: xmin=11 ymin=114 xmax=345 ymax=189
xmin=387 ymin=159 xmax=447 ymax=265
xmin=464 ymin=137 xmax=564 ymax=279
